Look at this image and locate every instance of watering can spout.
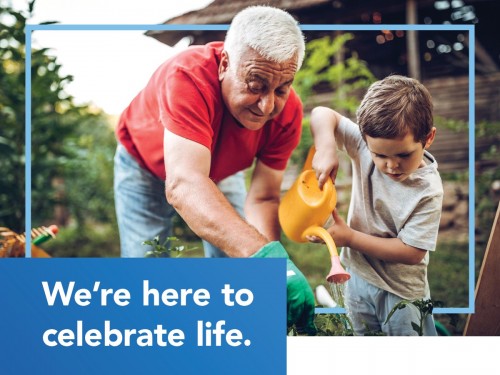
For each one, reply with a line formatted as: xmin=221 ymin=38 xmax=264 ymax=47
xmin=303 ymin=226 xmax=351 ymax=284
xmin=327 ymin=255 xmax=351 ymax=284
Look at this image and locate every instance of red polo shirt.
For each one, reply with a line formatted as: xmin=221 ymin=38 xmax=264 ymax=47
xmin=116 ymin=42 xmax=302 ymax=182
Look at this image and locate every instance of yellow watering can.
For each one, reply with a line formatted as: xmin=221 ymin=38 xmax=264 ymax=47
xmin=279 ymin=147 xmax=350 ymax=284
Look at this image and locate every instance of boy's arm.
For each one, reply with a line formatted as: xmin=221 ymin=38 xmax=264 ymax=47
xmin=328 ymin=210 xmax=427 ymax=265
xmin=310 ymin=107 xmax=342 ymax=189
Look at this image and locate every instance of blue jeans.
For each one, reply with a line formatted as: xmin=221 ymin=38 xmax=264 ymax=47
xmin=344 ymin=269 xmax=437 ymax=336
xmin=113 ymin=144 xmax=246 ymax=258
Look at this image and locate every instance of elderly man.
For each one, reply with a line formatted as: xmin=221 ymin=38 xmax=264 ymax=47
xmin=114 ymin=6 xmax=315 ymax=334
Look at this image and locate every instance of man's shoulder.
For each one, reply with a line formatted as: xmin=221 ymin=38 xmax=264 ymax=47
xmin=160 ymin=42 xmax=223 ymax=107
xmin=170 ymin=42 xmax=223 ymax=72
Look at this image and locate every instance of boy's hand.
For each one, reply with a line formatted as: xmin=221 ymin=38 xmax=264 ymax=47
xmin=306 ymin=210 xmax=353 ymax=247
xmin=312 ymin=147 xmax=339 ymax=189
xmin=326 ymin=209 xmax=353 ymax=247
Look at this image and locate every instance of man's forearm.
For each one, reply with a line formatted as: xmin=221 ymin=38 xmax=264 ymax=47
xmin=166 ymin=173 xmax=267 ymax=257
xmin=244 ymin=198 xmax=281 ymax=242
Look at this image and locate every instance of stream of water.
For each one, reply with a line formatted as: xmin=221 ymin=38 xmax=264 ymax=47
xmin=328 ymin=281 xmax=356 ymax=334
xmin=329 ymin=281 xmax=345 ymax=307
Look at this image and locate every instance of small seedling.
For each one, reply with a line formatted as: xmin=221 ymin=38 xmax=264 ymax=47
xmin=384 ymin=298 xmax=443 ymax=336
xmin=142 ymin=236 xmax=196 ymax=258
xmin=287 ymin=310 xmax=355 ymax=336
xmin=315 ymin=312 xmax=354 ymax=336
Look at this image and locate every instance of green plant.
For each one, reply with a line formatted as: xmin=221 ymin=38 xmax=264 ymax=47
xmin=287 ymin=312 xmax=354 ymax=336
xmin=142 ymin=236 xmax=197 ymax=258
xmin=436 ymin=117 xmax=500 ymax=221
xmin=1 ymin=1 xmax=119 ymax=235
xmin=384 ymin=298 xmax=443 ymax=336
xmin=435 ymin=116 xmax=500 ymax=283
xmin=315 ymin=313 xmax=354 ymax=336
xmin=290 ymin=34 xmax=375 ymax=170
xmin=427 ymin=241 xmax=468 ymax=307
xmin=43 ymin=223 xmax=120 ymax=257
xmin=361 ymin=325 xmax=386 ymax=336
xmin=294 ymin=34 xmax=376 ymax=114
xmin=0 ymin=2 xmax=32 ymax=230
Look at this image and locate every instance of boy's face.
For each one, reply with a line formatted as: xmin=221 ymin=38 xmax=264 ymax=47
xmin=366 ymin=128 xmax=436 ymax=182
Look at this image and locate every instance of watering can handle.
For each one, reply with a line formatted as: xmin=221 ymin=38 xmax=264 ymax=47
xmin=302 ymin=226 xmax=339 ymax=258
xmin=302 ymin=146 xmax=316 ymax=172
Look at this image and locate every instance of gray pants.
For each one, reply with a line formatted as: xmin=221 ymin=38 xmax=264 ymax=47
xmin=113 ymin=144 xmax=246 ymax=258
xmin=344 ymin=269 xmax=437 ymax=336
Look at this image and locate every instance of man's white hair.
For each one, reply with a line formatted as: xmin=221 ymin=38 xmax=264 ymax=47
xmin=224 ymin=6 xmax=305 ymax=69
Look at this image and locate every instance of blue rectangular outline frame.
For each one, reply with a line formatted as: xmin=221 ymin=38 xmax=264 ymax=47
xmin=25 ymin=23 xmax=475 ymax=314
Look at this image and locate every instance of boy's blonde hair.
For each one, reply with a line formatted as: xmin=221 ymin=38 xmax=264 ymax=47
xmin=356 ymin=75 xmax=433 ymax=146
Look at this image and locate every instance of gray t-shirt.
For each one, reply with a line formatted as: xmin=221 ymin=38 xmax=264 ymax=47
xmin=337 ymin=116 xmax=443 ymax=300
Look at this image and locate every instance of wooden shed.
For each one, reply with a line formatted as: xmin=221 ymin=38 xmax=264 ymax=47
xmin=146 ymin=0 xmax=500 ymax=173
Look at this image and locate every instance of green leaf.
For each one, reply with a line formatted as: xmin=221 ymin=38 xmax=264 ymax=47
xmin=411 ymin=322 xmax=421 ymax=335
xmin=384 ymin=299 xmax=411 ymax=324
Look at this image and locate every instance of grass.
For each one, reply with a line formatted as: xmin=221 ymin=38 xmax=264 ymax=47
xmin=44 ymin=223 xmax=469 ymax=309
xmin=285 ymin=235 xmax=470 ymax=309
xmin=43 ymin=223 xmax=120 ymax=258
xmin=428 ymin=240 xmax=469 ymax=308
xmin=285 ymin=234 xmax=470 ymax=335
xmin=142 ymin=227 xmax=471 ymax=324
xmin=42 ymin=219 xmax=470 ymax=334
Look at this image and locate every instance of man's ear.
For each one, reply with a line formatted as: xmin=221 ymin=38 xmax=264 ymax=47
xmin=424 ymin=127 xmax=437 ymax=149
xmin=218 ymin=50 xmax=229 ymax=81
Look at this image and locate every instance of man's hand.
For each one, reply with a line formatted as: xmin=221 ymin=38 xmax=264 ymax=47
xmin=252 ymin=241 xmax=317 ymax=335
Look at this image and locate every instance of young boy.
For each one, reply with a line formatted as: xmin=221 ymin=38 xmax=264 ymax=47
xmin=310 ymin=75 xmax=443 ymax=335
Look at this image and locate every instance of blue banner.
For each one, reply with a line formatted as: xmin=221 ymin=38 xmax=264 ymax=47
xmin=0 ymin=258 xmax=286 ymax=374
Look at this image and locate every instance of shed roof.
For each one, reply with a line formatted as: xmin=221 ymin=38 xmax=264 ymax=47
xmin=146 ymin=0 xmax=499 ymax=80
xmin=145 ymin=0 xmax=331 ymax=46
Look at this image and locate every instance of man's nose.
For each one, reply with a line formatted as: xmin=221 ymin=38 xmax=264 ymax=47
xmin=257 ymin=93 xmax=275 ymax=115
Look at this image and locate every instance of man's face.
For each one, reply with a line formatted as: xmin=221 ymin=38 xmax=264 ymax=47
xmin=218 ymin=47 xmax=298 ymax=130
xmin=365 ymin=129 xmax=435 ymax=182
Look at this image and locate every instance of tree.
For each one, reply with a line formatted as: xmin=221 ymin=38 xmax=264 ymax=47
xmin=0 ymin=1 xmax=31 ymax=231
xmin=1 ymin=1 xmax=117 ymax=238
xmin=294 ymin=34 xmax=376 ymax=115
xmin=291 ymin=34 xmax=376 ymax=165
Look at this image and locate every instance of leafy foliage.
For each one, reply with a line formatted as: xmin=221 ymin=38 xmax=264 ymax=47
xmin=0 ymin=1 xmax=118 ymax=239
xmin=41 ymin=224 xmax=120 ymax=257
xmin=473 ymin=120 xmax=500 ymax=243
xmin=385 ymin=298 xmax=443 ymax=336
xmin=142 ymin=236 xmax=197 ymax=258
xmin=427 ymin=241 xmax=468 ymax=307
xmin=313 ymin=313 xmax=354 ymax=336
xmin=291 ymin=34 xmax=375 ymax=170
xmin=435 ymin=116 xmax=500 ymax=275
xmin=294 ymin=34 xmax=376 ymax=115
xmin=0 ymin=2 xmax=29 ymax=230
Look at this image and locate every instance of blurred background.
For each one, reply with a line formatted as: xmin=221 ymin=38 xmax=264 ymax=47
xmin=1 ymin=0 xmax=499 ymax=335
